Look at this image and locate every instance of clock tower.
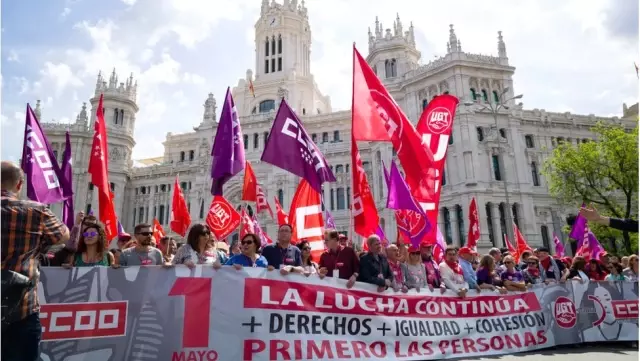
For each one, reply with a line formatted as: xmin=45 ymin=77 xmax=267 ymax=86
xmin=255 ymin=0 xmax=311 ymax=80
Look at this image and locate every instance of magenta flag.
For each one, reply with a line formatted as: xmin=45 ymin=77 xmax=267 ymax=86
xmin=553 ymin=233 xmax=565 ymax=258
xmin=21 ymin=104 xmax=71 ymax=204
xmin=325 ymin=210 xmax=336 ymax=229
xmin=211 ymin=87 xmax=245 ymax=195
xmin=569 ymin=203 xmax=587 ymax=244
xmin=60 ymin=131 xmax=74 ymax=229
xmin=261 ymin=99 xmax=335 ymax=193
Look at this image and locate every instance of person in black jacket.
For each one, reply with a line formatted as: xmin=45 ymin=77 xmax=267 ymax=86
xmin=579 ymin=205 xmax=638 ymax=233
xmin=358 ymin=235 xmax=394 ymax=292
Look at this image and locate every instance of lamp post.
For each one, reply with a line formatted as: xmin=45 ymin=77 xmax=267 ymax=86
xmin=465 ymin=88 xmax=523 ymax=247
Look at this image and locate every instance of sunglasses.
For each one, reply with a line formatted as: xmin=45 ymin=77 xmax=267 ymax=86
xmin=241 ymin=240 xmax=254 ymax=246
xmin=201 ymin=231 xmax=211 ymax=236
xmin=83 ymin=231 xmax=98 ymax=238
xmin=137 ymin=232 xmax=152 ymax=236
xmin=302 ymin=247 xmax=311 ymax=251
xmin=410 ymin=252 xmax=421 ymax=255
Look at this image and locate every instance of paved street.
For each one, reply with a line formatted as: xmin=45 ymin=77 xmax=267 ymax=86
xmin=457 ymin=344 xmax=638 ymax=360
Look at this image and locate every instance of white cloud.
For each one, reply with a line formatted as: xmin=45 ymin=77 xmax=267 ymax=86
xmin=7 ymin=50 xmax=19 ymax=62
xmin=39 ymin=62 xmax=84 ymax=96
xmin=12 ymin=77 xmax=30 ymax=95
xmin=60 ymin=7 xmax=71 ymax=18
xmin=121 ymin=0 xmax=137 ymax=5
xmin=183 ymin=72 xmax=205 ymax=85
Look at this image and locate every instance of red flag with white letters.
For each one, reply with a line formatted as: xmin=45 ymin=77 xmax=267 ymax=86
xmin=256 ymin=185 xmax=274 ymax=219
xmin=274 ymin=196 xmax=289 ymax=226
xmin=466 ymin=197 xmax=480 ymax=250
xmin=205 ymin=196 xmax=241 ymax=240
xmin=351 ymin=133 xmax=379 ymax=237
xmin=152 ymin=218 xmax=166 ymax=241
xmin=289 ymin=179 xmax=324 ymax=261
xmin=239 ymin=206 xmax=255 ymax=239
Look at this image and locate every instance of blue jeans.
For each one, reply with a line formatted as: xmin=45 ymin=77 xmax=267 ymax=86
xmin=1 ymin=312 xmax=41 ymax=361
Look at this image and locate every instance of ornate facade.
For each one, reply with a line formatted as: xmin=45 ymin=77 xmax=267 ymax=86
xmin=42 ymin=0 xmax=637 ymax=252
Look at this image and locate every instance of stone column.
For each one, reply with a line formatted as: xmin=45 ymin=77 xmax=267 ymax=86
xmin=491 ymin=203 xmax=502 ymax=248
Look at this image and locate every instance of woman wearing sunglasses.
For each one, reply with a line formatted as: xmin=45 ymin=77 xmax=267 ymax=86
xmin=63 ymin=222 xmax=114 ymax=267
xmin=173 ymin=223 xmax=227 ymax=268
xmin=225 ymin=233 xmax=268 ymax=268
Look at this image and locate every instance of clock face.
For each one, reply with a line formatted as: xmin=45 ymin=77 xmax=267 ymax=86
xmin=269 ymin=17 xmax=279 ymax=27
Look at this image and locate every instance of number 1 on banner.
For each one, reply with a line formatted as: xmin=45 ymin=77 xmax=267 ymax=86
xmin=169 ymin=278 xmax=212 ymax=348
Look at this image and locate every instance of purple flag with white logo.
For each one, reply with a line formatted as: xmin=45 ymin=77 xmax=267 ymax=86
xmin=21 ymin=104 xmax=71 ymax=204
xmin=325 ymin=210 xmax=336 ymax=229
xmin=60 ymin=131 xmax=74 ymax=229
xmin=261 ymin=99 xmax=335 ymax=193
xmin=385 ymin=160 xmax=431 ymax=248
xmin=569 ymin=203 xmax=587 ymax=242
xmin=553 ymin=233 xmax=565 ymax=258
xmin=211 ymin=87 xmax=245 ymax=195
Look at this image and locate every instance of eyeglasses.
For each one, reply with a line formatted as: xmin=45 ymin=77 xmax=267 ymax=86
xmin=83 ymin=231 xmax=98 ymax=238
xmin=201 ymin=231 xmax=211 ymax=236
xmin=137 ymin=232 xmax=152 ymax=236
xmin=241 ymin=241 xmax=254 ymax=246
xmin=302 ymin=247 xmax=311 ymax=251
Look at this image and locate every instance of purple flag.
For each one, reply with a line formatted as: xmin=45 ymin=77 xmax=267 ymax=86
xmin=117 ymin=220 xmax=126 ymax=236
xmin=384 ymin=161 xmax=431 ymax=248
xmin=553 ymin=233 xmax=565 ymax=258
xmin=580 ymin=225 xmax=605 ymax=261
xmin=375 ymin=225 xmax=388 ymax=247
xmin=211 ymin=87 xmax=245 ymax=195
xmin=60 ymin=131 xmax=74 ymax=229
xmin=569 ymin=203 xmax=587 ymax=242
xmin=21 ymin=104 xmax=71 ymax=204
xmin=325 ymin=210 xmax=336 ymax=229
xmin=261 ymin=99 xmax=335 ymax=193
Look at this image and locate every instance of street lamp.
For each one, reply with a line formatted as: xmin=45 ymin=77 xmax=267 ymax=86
xmin=466 ymin=87 xmax=523 ymax=247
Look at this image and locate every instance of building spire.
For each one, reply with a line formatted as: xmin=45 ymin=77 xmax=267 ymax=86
xmin=497 ymin=31 xmax=507 ymax=58
xmin=447 ymin=24 xmax=460 ymax=53
xmin=34 ymin=100 xmax=42 ymax=120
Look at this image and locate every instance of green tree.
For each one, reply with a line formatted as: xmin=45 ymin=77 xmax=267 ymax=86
xmin=543 ymin=122 xmax=638 ymax=254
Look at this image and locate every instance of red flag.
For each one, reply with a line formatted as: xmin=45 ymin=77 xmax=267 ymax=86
xmin=152 ymin=218 xmax=166 ymax=241
xmin=256 ymin=185 xmax=274 ymax=219
xmin=504 ymin=234 xmax=517 ymax=256
xmin=274 ymin=196 xmax=289 ymax=226
xmin=239 ymin=207 xmax=255 ymax=238
xmin=170 ymin=175 xmax=191 ymax=236
xmin=87 ymin=94 xmax=118 ymax=239
xmin=351 ymin=133 xmax=379 ymax=237
xmin=416 ymin=94 xmax=459 ymax=237
xmin=513 ymin=223 xmax=532 ymax=263
xmin=206 ymin=196 xmax=241 ymax=240
xmin=242 ymin=161 xmax=257 ymax=201
xmin=289 ymin=179 xmax=324 ymax=262
xmin=466 ymin=197 xmax=480 ymax=250
xmin=352 ymin=45 xmax=436 ymax=205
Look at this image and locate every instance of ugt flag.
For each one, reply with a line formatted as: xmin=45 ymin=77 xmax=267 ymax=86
xmin=261 ymin=99 xmax=335 ymax=193
xmin=21 ymin=104 xmax=71 ymax=204
xmin=211 ymin=87 xmax=245 ymax=195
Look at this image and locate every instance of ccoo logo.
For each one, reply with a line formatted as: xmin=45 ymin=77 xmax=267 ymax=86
xmin=426 ymin=107 xmax=452 ymax=135
xmin=554 ymin=296 xmax=577 ymax=329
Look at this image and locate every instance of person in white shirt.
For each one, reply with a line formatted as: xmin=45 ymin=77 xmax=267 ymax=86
xmin=438 ymin=246 xmax=469 ymax=298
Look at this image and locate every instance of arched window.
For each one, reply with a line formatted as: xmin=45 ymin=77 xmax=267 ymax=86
xmin=120 ymin=109 xmax=124 ymax=124
xmin=259 ymin=100 xmax=275 ymax=113
xmin=113 ymin=108 xmax=119 ymax=124
xmin=265 ymin=37 xmax=270 ymax=56
xmin=531 ymin=162 xmax=540 ymax=186
xmin=441 ymin=168 xmax=446 ymax=186
xmin=525 ymin=135 xmax=534 ymax=148
xmin=476 ymin=127 xmax=484 ymax=141
xmin=456 ymin=205 xmax=465 ymax=246
xmin=271 ymin=36 xmax=276 ymax=56
xmin=470 ymin=88 xmax=477 ymax=101
xmin=335 ymin=165 xmax=344 ymax=173
xmin=189 ymin=150 xmax=195 ymax=161
xmin=512 ymin=203 xmax=520 ymax=229
xmin=347 ymin=187 xmax=351 ymax=205
xmin=333 ymin=130 xmax=340 ymax=142
xmin=384 ymin=59 xmax=397 ymax=78
xmin=180 ymin=151 xmax=185 ymax=162
xmin=277 ymin=189 xmax=284 ymax=205
xmin=243 ymin=134 xmax=248 ymax=150
xmin=337 ymin=188 xmax=346 ymax=210
xmin=492 ymin=90 xmax=499 ymax=103
xmin=492 ymin=155 xmax=502 ymax=180
xmin=263 ymin=131 xmax=269 ymax=145
xmin=540 ymin=225 xmax=550 ymax=250
xmin=330 ymin=189 xmax=335 ymax=210
xmin=345 ymin=164 xmax=350 ymax=173
xmin=422 ymin=99 xmax=429 ymax=109
xmin=443 ymin=208 xmax=452 ymax=244
xmin=277 ymin=34 xmax=282 ymax=54
xmin=499 ymin=203 xmax=507 ymax=240
xmin=247 ymin=205 xmax=254 ymax=217
xmin=486 ymin=203 xmax=495 ymax=245
xmin=499 ymin=128 xmax=507 ymax=139
xmin=322 ymin=132 xmax=329 ymax=143
xmin=481 ymin=89 xmax=489 ymax=103
xmin=253 ymin=133 xmax=259 ymax=149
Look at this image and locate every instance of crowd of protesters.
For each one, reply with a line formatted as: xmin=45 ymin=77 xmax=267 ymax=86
xmin=1 ymin=160 xmax=638 ymax=361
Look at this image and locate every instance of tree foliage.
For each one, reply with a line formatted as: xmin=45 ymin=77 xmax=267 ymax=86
xmin=543 ymin=122 xmax=638 ymax=254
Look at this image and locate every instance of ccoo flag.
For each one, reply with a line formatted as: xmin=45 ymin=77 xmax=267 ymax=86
xmin=21 ymin=104 xmax=71 ymax=204
xmin=60 ymin=131 xmax=75 ymax=229
xmin=261 ymin=99 xmax=336 ymax=193
xmin=211 ymin=87 xmax=245 ymax=195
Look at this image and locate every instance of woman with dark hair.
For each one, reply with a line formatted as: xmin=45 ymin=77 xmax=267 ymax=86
xmin=63 ymin=221 xmax=114 ymax=267
xmin=521 ymin=256 xmax=543 ymax=285
xmin=225 ymin=233 xmax=268 ymax=268
xmin=158 ymin=236 xmax=177 ymax=263
xmin=605 ymin=263 xmax=627 ymax=281
xmin=566 ymin=256 xmax=589 ymax=283
xmin=297 ymin=240 xmax=318 ymax=274
xmin=587 ymin=259 xmax=608 ymax=281
xmin=172 ymin=223 xmax=227 ymax=267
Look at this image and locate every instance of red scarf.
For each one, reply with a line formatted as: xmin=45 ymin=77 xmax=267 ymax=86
xmin=527 ymin=266 xmax=540 ymax=277
xmin=540 ymin=256 xmax=552 ymax=270
xmin=445 ymin=260 xmax=463 ymax=275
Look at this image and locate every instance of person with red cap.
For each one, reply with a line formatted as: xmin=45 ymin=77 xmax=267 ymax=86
xmin=401 ymin=244 xmax=428 ymax=292
xmin=458 ymin=247 xmax=481 ymax=293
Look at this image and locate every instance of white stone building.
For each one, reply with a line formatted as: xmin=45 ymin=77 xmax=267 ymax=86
xmin=42 ymin=0 xmax=637 ymax=253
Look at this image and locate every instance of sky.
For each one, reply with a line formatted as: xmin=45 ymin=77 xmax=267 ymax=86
xmin=1 ymin=0 xmax=638 ymax=162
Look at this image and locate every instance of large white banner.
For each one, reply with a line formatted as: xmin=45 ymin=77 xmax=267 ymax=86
xmin=36 ymin=266 xmax=639 ymax=361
